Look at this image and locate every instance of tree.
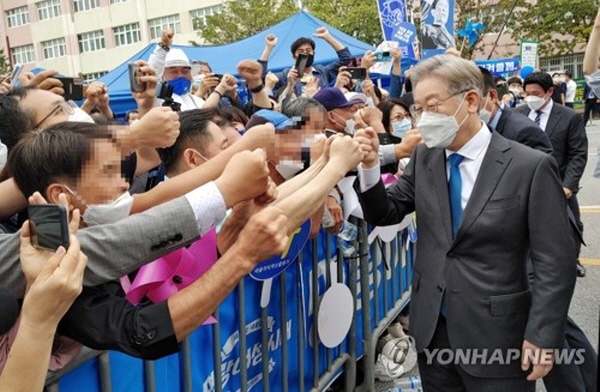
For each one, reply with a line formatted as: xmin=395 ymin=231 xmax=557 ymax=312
xmin=197 ymin=0 xmax=298 ymax=45
xmin=303 ymin=0 xmax=383 ymax=46
xmin=0 ymin=49 xmax=10 ymax=76
xmin=505 ymin=0 xmax=597 ymax=57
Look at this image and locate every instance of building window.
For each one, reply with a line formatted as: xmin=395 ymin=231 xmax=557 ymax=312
xmin=82 ymin=71 xmax=108 ymax=83
xmin=6 ymin=6 xmax=30 ymax=28
xmin=113 ymin=23 xmax=141 ymax=46
xmin=78 ymin=30 xmax=105 ymax=53
xmin=539 ymin=53 xmax=585 ymax=79
xmin=37 ymin=0 xmax=61 ymax=20
xmin=190 ymin=5 xmax=222 ymax=30
xmin=12 ymin=44 xmax=36 ymax=64
xmin=73 ymin=0 xmax=100 ymax=13
xmin=148 ymin=14 xmax=181 ymax=39
xmin=110 ymin=0 xmax=129 ymax=3
xmin=42 ymin=38 xmax=67 ymax=59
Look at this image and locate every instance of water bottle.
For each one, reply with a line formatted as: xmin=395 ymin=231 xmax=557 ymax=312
xmin=338 ymin=220 xmax=358 ymax=257
xmin=391 ymin=375 xmax=422 ymax=391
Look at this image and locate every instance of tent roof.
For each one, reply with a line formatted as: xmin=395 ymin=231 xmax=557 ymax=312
xmin=99 ymin=11 xmax=375 ymax=115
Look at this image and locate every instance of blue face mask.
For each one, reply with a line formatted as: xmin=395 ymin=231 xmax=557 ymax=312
xmin=391 ymin=119 xmax=412 ymax=138
xmin=168 ymin=76 xmax=192 ymax=96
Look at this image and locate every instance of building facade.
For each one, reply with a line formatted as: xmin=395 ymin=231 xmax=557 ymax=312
xmin=0 ymin=0 xmax=224 ymax=81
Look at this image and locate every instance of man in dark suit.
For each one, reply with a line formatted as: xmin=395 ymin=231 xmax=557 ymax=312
xmin=583 ymin=82 xmax=599 ymax=126
xmin=354 ymin=55 xmax=577 ymax=391
xmin=478 ymin=67 xmax=553 ymax=154
xmin=515 ymin=72 xmax=588 ymax=278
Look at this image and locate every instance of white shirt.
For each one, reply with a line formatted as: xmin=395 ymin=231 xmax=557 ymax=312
xmin=359 ymin=124 xmax=493 ymax=212
xmin=183 ymin=181 xmax=227 ymax=236
xmin=527 ymin=99 xmax=553 ymax=132
xmin=155 ymin=93 xmax=205 ymax=112
xmin=565 ymin=80 xmax=577 ymax=103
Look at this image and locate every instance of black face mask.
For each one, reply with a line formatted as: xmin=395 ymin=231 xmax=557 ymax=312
xmin=0 ymin=286 xmax=19 ymax=334
xmin=305 ymin=54 xmax=314 ymax=68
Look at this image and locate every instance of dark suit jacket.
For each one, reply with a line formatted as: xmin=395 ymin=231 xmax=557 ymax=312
xmin=358 ymin=133 xmax=577 ymax=378
xmin=515 ymin=103 xmax=588 ymax=192
xmin=492 ymin=108 xmax=553 ymax=155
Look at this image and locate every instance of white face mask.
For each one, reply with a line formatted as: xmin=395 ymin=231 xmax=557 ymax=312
xmin=479 ymin=96 xmax=492 ymax=123
xmin=0 ymin=141 xmax=7 ymax=172
xmin=332 ymin=112 xmax=356 ymax=135
xmin=509 ymin=87 xmax=521 ymax=95
xmin=525 ymin=95 xmax=545 ymax=111
xmin=416 ymin=94 xmax=469 ymax=149
xmin=68 ymin=107 xmax=95 ymax=123
xmin=391 ymin=119 xmax=412 ymax=138
xmin=301 ymin=133 xmax=327 ymax=148
xmin=276 ymin=159 xmax=304 ymax=180
xmin=82 ymin=192 xmax=134 ymax=226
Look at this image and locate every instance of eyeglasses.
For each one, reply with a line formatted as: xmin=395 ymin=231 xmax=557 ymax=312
xmin=391 ymin=111 xmax=412 ymax=122
xmin=410 ymin=89 xmax=470 ymax=119
xmin=34 ymin=100 xmax=77 ymax=129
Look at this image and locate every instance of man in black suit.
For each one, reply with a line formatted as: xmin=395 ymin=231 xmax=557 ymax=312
xmin=354 ymin=55 xmax=577 ymax=391
xmin=478 ymin=67 xmax=553 ymax=154
xmin=515 ymin=72 xmax=588 ymax=275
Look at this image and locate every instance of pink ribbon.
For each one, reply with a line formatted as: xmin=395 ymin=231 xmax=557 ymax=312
xmin=121 ymin=229 xmax=218 ymax=325
xmin=381 ymin=173 xmax=398 ymax=187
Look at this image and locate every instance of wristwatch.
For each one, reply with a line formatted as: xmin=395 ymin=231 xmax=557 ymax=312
xmin=249 ymin=84 xmax=264 ymax=93
xmin=158 ymin=42 xmax=170 ymax=52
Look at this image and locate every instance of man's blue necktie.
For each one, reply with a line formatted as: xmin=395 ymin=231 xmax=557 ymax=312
xmin=448 ymin=154 xmax=465 ymax=238
xmin=534 ymin=110 xmax=542 ymax=126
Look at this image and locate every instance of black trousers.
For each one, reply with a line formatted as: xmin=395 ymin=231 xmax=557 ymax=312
xmin=417 ymin=316 xmax=535 ymax=392
xmin=583 ymin=98 xmax=597 ymax=126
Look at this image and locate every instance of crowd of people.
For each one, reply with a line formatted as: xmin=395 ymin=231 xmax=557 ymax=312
xmin=0 ymin=7 xmax=598 ymax=391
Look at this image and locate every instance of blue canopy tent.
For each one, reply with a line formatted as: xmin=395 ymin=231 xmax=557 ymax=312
xmin=100 ymin=11 xmax=380 ymax=117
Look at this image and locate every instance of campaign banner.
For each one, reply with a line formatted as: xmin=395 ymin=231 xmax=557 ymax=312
xmin=474 ymin=58 xmax=520 ymax=76
xmin=377 ymin=0 xmax=417 ymax=58
xmin=420 ymin=0 xmax=456 ymax=59
xmin=520 ymin=40 xmax=538 ymax=70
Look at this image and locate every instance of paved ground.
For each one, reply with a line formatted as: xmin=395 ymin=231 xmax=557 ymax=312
xmin=376 ymin=121 xmax=600 ymax=391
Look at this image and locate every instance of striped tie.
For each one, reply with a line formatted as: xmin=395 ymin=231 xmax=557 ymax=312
xmin=534 ymin=110 xmax=542 ymax=126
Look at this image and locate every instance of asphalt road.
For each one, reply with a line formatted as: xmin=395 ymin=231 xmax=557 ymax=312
xmin=376 ymin=121 xmax=600 ymax=392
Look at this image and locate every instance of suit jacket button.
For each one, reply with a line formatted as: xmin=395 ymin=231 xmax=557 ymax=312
xmin=146 ymin=331 xmax=156 ymax=340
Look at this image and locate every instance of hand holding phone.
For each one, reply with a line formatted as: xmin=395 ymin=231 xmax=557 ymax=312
xmin=9 ymin=64 xmax=23 ymax=87
xmin=28 ymin=204 xmax=70 ymax=251
xmin=56 ymin=76 xmax=84 ymax=101
xmin=374 ymin=51 xmax=391 ymax=62
xmin=346 ymin=67 xmax=367 ymax=80
xmin=295 ymin=54 xmax=310 ymax=77
xmin=128 ymin=63 xmax=145 ymax=92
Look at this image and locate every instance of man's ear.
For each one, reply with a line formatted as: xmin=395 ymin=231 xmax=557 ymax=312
xmin=466 ymin=90 xmax=481 ymax=114
xmin=183 ymin=148 xmax=202 ymax=169
xmin=547 ymin=86 xmax=554 ymax=98
xmin=46 ymin=183 xmax=75 ymax=211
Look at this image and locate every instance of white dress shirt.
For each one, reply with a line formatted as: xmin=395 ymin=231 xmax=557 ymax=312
xmin=565 ymin=80 xmax=577 ymax=103
xmin=359 ymin=124 xmax=493 ymax=212
xmin=527 ymin=99 xmax=553 ymax=132
xmin=183 ymin=181 xmax=227 ymax=236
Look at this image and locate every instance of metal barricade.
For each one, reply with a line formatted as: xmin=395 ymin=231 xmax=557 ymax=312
xmin=44 ymin=218 xmax=414 ymax=392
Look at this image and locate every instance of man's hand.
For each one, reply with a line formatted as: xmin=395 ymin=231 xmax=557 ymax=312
xmin=19 ymin=69 xmax=64 ymax=96
xmin=215 ymin=149 xmax=270 ymax=207
xmin=218 ymin=74 xmax=238 ymax=96
xmin=20 ymin=231 xmax=87 ymax=328
xmin=235 ymin=206 xmax=289 ymax=265
xmin=314 ymin=26 xmax=331 ymax=39
xmin=83 ymin=82 xmax=107 ymax=106
xmin=287 ymin=68 xmax=299 ymax=88
xmin=132 ymin=106 xmax=180 ymax=149
xmin=199 ymin=73 xmax=219 ymax=97
xmin=0 ymin=78 xmax=11 ymax=94
xmin=306 ymin=76 xmax=320 ymax=98
xmin=131 ymin=61 xmax=158 ymax=111
xmin=255 ymin=177 xmax=278 ymax=206
xmin=358 ymin=107 xmax=383 ymax=127
xmin=563 ymin=187 xmax=573 ymax=199
xmin=395 ymin=129 xmax=422 ymax=159
xmin=265 ymin=34 xmax=278 ymax=48
xmin=21 ymin=193 xmax=81 ymax=288
xmin=265 ymin=72 xmax=279 ymax=91
xmin=361 ymin=79 xmax=375 ymax=98
xmin=390 ymin=47 xmax=401 ymax=62
xmin=329 ymin=135 xmax=363 ymax=174
xmin=354 ymin=128 xmax=379 ymax=168
xmin=237 ymin=60 xmax=263 ymax=87
xmin=335 ymin=66 xmax=352 ymax=90
xmin=361 ymin=50 xmax=377 ymax=70
xmin=325 ymin=196 xmax=343 ymax=234
xmin=161 ymin=28 xmax=174 ymax=48
xmin=522 ymin=340 xmax=554 ymax=381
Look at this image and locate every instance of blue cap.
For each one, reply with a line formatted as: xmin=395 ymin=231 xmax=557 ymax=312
xmin=247 ymin=109 xmax=294 ymax=131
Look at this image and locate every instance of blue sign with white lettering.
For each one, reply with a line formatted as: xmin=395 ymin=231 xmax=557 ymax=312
xmin=250 ymin=220 xmax=312 ymax=281
xmin=474 ymin=58 xmax=520 ymax=76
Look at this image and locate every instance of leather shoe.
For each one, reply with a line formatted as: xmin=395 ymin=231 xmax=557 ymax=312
xmin=576 ymin=260 xmax=586 ymax=278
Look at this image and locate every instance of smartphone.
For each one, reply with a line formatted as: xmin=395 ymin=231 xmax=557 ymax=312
xmin=213 ymin=73 xmax=224 ymax=82
xmin=9 ymin=64 xmax=23 ymax=87
xmin=346 ymin=67 xmax=367 ymax=80
xmin=56 ymin=76 xmax=84 ymax=101
xmin=128 ymin=63 xmax=145 ymax=92
xmin=374 ymin=51 xmax=391 ymax=62
xmin=295 ymin=54 xmax=310 ymax=77
xmin=28 ymin=204 xmax=70 ymax=251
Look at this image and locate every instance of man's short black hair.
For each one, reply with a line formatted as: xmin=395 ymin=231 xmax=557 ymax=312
xmin=507 ymin=77 xmax=522 ymax=86
xmin=125 ymin=109 xmax=139 ymax=122
xmin=8 ymin=122 xmax=115 ymax=198
xmin=494 ymin=76 xmax=506 ymax=83
xmin=523 ymin=72 xmax=553 ymax=93
xmin=478 ymin=67 xmax=495 ymax=95
xmin=157 ymin=109 xmax=213 ymax=174
xmin=564 ymin=70 xmax=572 ymax=79
xmin=0 ymin=87 xmax=37 ymax=151
xmin=290 ymin=37 xmax=315 ymax=55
